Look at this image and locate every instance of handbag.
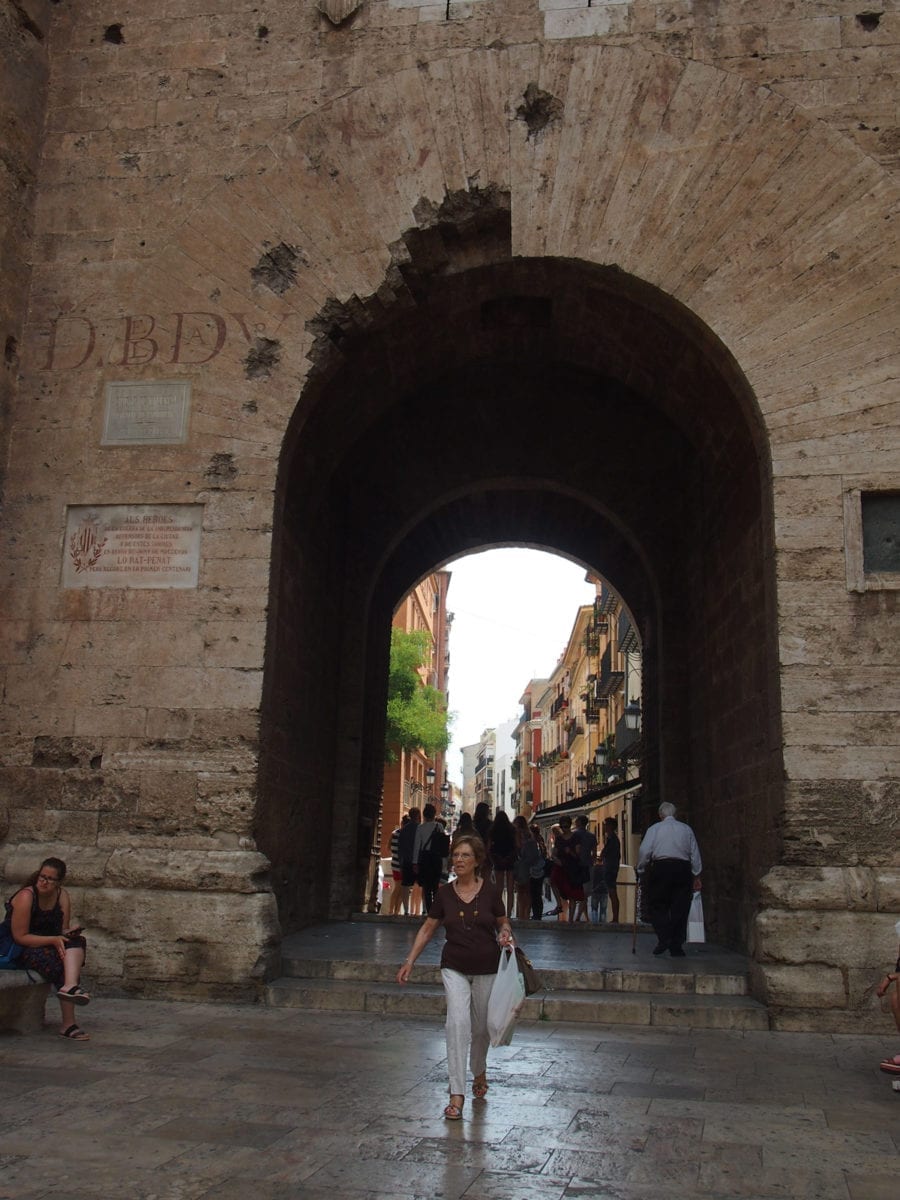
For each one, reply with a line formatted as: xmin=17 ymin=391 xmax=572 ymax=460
xmin=687 ymin=891 xmax=705 ymax=943
xmin=514 ymin=946 xmax=543 ymax=996
xmin=0 ymin=912 xmax=23 ymax=969
xmin=487 ymin=947 xmax=526 ymax=1046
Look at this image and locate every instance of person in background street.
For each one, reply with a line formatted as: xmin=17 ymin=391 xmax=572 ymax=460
xmin=413 ymin=802 xmax=445 ymax=913
xmin=571 ymin=815 xmax=597 ymax=923
xmin=3 ymin=857 xmax=92 ymax=1041
xmin=487 ymin=809 xmax=517 ymax=916
xmin=396 ymin=807 xmax=421 ymax=917
xmin=388 ymin=815 xmax=408 ymax=915
xmin=544 ymin=823 xmax=564 ymax=917
xmin=550 ymin=816 xmax=586 ymax=922
xmin=590 ymin=860 xmax=609 ymax=924
xmin=473 ymin=801 xmax=492 ymax=847
xmin=436 ymin=817 xmax=451 ymax=884
xmin=600 ymin=816 xmax=622 ymax=923
xmin=396 ymin=833 xmax=513 ymax=1120
xmin=512 ymin=815 xmax=543 ymax=920
xmin=636 ymin=801 xmax=702 ymax=957
xmin=876 ymin=919 xmax=900 ymax=1076
xmin=452 ymin=811 xmax=475 ymax=845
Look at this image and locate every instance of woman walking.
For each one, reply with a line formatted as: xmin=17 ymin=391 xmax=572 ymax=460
xmin=487 ymin=809 xmax=518 ymax=915
xmin=396 ymin=834 xmax=513 ymax=1120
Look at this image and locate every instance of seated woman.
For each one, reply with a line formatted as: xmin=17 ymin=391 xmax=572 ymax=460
xmin=6 ymin=857 xmax=91 ymax=1041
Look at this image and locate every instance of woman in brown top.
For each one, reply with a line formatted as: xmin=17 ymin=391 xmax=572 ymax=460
xmin=397 ymin=833 xmax=513 ymax=1120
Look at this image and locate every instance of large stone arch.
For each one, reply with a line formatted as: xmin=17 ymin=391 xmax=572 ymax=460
xmin=3 ymin=41 xmax=897 ymax=1023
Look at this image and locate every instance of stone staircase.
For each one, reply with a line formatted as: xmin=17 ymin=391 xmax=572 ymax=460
xmin=265 ymin=917 xmax=770 ymax=1031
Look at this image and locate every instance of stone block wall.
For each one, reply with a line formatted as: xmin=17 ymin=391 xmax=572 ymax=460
xmin=0 ymin=2 xmax=896 ymax=1027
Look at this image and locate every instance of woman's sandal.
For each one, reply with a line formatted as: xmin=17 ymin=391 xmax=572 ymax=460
xmin=472 ymin=1078 xmax=489 ymax=1099
xmin=58 ymin=985 xmax=90 ymax=1005
xmin=879 ymin=1057 xmax=900 ymax=1075
xmin=443 ymin=1097 xmax=464 ymax=1120
xmin=59 ymin=1024 xmax=90 ymax=1041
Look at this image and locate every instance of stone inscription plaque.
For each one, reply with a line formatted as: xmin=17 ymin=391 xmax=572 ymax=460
xmin=61 ymin=504 xmax=202 ymax=589
xmin=102 ymin=380 xmax=190 ymax=445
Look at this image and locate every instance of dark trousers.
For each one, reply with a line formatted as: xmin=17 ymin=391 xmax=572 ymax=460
xmin=529 ymin=876 xmax=544 ymax=920
xmin=644 ymin=859 xmax=693 ymax=950
xmin=419 ymin=871 xmax=440 ymax=913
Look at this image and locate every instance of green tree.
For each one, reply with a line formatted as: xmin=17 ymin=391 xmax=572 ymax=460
xmin=385 ymin=628 xmax=451 ymax=763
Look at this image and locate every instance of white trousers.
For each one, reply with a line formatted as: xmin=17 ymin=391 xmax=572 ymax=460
xmin=441 ymin=968 xmax=494 ymax=1096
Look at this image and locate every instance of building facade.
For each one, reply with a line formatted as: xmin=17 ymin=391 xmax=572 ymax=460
xmin=0 ymin=1 xmax=897 ymax=1027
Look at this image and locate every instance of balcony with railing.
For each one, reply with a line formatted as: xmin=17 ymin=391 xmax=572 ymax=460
xmin=550 ymin=694 xmax=569 ymax=717
xmin=597 ymin=642 xmax=624 ymax=697
xmin=618 ymin=610 xmax=640 ymax=654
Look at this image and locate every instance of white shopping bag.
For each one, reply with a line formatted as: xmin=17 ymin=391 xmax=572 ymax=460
xmin=687 ymin=891 xmax=705 ymax=943
xmin=487 ymin=947 xmax=526 ymax=1047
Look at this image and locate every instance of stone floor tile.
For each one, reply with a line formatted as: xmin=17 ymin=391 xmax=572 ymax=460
xmin=610 ymin=1080 xmax=706 ymax=1100
xmin=844 ymin=1174 xmax=897 ymax=1200
xmin=697 ymin=1162 xmax=851 ymax=1198
xmin=461 ymin=1170 xmax=569 ymax=1199
xmin=288 ymin=1154 xmax=482 ymax=1196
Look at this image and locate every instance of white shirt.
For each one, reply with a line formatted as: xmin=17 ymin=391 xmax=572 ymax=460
xmin=637 ymin=816 xmax=702 ymax=875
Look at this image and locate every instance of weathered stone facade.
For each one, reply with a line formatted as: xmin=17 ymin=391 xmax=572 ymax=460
xmin=0 ymin=1 xmax=897 ymax=1025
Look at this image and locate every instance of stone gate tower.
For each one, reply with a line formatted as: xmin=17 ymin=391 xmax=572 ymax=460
xmin=1 ymin=0 xmax=897 ymax=1027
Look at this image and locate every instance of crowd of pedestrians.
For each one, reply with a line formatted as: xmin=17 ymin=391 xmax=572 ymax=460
xmin=386 ymin=804 xmax=623 ymax=923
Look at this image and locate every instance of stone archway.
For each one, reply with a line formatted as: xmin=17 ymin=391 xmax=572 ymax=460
xmin=259 ymin=247 xmax=779 ymax=956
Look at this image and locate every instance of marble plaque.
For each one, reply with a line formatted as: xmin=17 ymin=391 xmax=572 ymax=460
xmin=102 ymin=380 xmax=190 ymax=445
xmin=61 ymin=504 xmax=202 ymax=589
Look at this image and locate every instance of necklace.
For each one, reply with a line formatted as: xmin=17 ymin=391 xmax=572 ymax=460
xmin=452 ymin=881 xmax=481 ymax=929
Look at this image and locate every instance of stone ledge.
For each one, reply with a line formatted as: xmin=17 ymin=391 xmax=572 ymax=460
xmin=0 ymin=970 xmax=52 ymax=1035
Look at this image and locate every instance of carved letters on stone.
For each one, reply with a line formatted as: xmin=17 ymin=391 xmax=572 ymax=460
xmin=61 ymin=504 xmax=203 ymax=590
xmin=102 ymin=380 xmax=191 ymax=445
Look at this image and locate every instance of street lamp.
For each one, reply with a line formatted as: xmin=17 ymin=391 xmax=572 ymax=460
xmin=576 ymin=771 xmax=587 ymax=794
xmin=595 ymin=743 xmax=608 ymax=767
xmin=440 ymin=778 xmax=449 ymax=817
xmin=624 ymin=699 xmax=642 ymax=732
xmin=425 ymin=766 xmax=436 ymax=794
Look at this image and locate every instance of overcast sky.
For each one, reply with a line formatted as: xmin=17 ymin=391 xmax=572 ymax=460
xmin=442 ymin=548 xmax=596 ymax=784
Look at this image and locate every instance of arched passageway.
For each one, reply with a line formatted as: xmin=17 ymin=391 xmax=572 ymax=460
xmin=258 ymin=242 xmax=783 ymax=954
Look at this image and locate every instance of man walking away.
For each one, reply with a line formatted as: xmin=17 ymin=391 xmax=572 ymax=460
xmin=636 ymin=801 xmax=702 ymax=957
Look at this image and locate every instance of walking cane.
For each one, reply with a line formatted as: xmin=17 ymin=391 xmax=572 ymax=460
xmin=631 ymin=877 xmax=641 ymax=954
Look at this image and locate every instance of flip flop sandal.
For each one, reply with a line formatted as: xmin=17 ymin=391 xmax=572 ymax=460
xmin=443 ymin=1102 xmax=463 ymax=1120
xmin=60 ymin=1024 xmax=90 ymax=1041
xmin=879 ymin=1060 xmax=900 ymax=1074
xmin=58 ymin=985 xmax=91 ymax=1005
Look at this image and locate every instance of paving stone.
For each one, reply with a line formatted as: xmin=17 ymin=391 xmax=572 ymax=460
xmin=0 ymin=997 xmax=898 ymax=1200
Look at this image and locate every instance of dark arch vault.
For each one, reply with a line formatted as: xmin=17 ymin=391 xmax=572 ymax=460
xmin=257 ymin=225 xmax=784 ymax=955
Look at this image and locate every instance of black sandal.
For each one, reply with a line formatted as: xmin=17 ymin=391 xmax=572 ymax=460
xmin=58 ymin=985 xmax=91 ymax=1005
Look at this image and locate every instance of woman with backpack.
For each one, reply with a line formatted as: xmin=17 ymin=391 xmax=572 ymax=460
xmin=1 ymin=857 xmax=92 ymax=1040
xmin=413 ymin=802 xmax=450 ymax=912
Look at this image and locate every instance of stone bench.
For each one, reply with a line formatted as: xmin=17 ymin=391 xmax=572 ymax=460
xmin=0 ymin=969 xmax=52 ymax=1034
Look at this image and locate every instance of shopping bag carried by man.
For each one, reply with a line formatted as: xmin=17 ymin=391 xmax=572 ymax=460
xmin=687 ymin=891 xmax=705 ymax=943
xmin=487 ymin=946 xmax=526 ymax=1046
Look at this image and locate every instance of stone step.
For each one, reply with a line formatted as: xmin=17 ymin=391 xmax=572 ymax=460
xmin=264 ymin=976 xmax=769 ymax=1030
xmin=279 ymin=954 xmax=750 ymax=997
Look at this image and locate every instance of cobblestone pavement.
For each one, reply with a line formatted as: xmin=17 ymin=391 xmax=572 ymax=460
xmin=0 ymin=998 xmax=897 ymax=1200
